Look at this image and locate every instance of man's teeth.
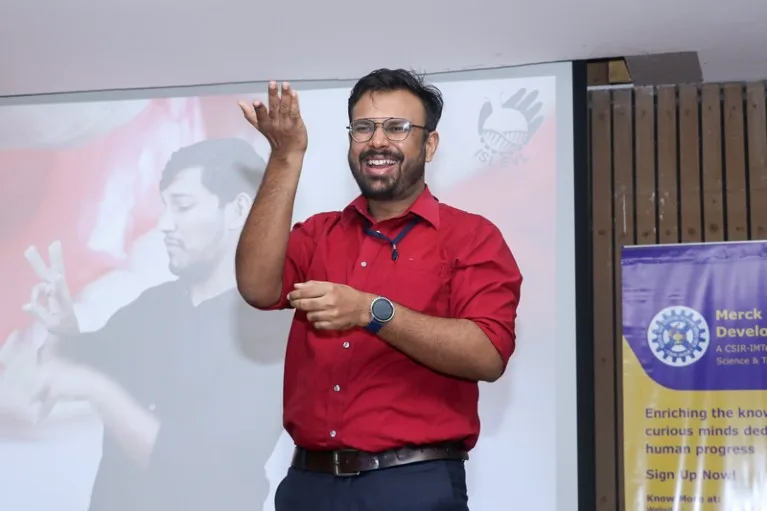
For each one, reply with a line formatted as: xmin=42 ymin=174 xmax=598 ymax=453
xmin=367 ymin=159 xmax=397 ymax=167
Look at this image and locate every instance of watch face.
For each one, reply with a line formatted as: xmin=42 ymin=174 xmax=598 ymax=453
xmin=372 ymin=297 xmax=394 ymax=321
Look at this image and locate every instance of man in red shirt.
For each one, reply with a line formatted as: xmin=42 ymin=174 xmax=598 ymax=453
xmin=235 ymin=69 xmax=522 ymax=511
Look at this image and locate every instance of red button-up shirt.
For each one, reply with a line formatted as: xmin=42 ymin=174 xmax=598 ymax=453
xmin=264 ymin=186 xmax=522 ymax=452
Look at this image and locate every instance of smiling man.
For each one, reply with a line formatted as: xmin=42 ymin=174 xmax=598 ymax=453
xmin=236 ymin=69 xmax=523 ymax=511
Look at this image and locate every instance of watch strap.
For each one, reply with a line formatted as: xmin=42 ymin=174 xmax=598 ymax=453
xmin=364 ymin=320 xmax=385 ymax=334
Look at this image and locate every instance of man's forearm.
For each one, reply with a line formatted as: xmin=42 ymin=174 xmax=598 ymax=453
xmin=370 ymin=297 xmax=504 ymax=382
xmin=91 ymin=376 xmax=160 ymax=468
xmin=235 ymin=152 xmax=304 ymax=308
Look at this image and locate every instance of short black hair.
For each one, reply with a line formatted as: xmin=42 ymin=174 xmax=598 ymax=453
xmin=159 ymin=138 xmax=265 ymax=204
xmin=348 ymin=68 xmax=444 ymax=132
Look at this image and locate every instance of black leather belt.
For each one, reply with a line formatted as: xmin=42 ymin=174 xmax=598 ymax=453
xmin=291 ymin=442 xmax=469 ymax=477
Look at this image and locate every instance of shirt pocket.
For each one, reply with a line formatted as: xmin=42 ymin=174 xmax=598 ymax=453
xmin=304 ymin=246 xmax=331 ymax=283
xmin=386 ymin=259 xmax=451 ymax=315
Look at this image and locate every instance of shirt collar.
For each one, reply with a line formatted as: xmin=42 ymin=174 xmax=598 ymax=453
xmin=342 ymin=185 xmax=440 ymax=229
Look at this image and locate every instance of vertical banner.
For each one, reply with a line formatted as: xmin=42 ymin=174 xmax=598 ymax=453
xmin=621 ymin=241 xmax=767 ymax=510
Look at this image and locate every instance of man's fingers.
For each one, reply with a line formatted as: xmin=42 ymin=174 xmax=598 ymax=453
xmin=239 ymin=98 xmax=273 ymax=133
xmin=23 ymin=303 xmax=56 ymax=326
xmin=22 ymin=292 xmax=57 ymax=327
xmin=290 ymin=298 xmax=326 ymax=312
xmin=27 ymin=282 xmax=49 ymax=308
xmin=43 ymin=241 xmax=73 ymax=306
xmin=47 ymin=241 xmax=65 ymax=277
xmin=305 ymin=309 xmax=338 ymax=322
xmin=238 ymin=100 xmax=258 ymax=127
xmin=289 ymin=281 xmax=329 ymax=300
xmin=293 ymin=280 xmax=330 ymax=292
xmin=279 ymin=82 xmax=292 ymax=115
xmin=267 ymin=81 xmax=280 ymax=118
xmin=311 ymin=320 xmax=353 ymax=331
xmin=253 ymin=100 xmax=270 ymax=126
xmin=49 ymin=273 xmax=73 ymax=308
xmin=289 ymin=90 xmax=301 ymax=118
xmin=24 ymin=245 xmax=51 ymax=281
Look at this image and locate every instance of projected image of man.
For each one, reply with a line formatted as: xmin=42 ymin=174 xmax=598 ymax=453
xmin=22 ymin=138 xmax=292 ymax=511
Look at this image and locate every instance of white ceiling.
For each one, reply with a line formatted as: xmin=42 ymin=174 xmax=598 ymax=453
xmin=1 ymin=0 xmax=765 ymax=98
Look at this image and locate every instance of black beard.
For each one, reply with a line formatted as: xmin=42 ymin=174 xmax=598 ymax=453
xmin=348 ymin=146 xmax=426 ymax=201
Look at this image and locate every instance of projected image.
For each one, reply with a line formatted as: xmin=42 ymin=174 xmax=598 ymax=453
xmin=0 ymin=100 xmax=295 ymax=511
xmin=0 ymin=68 xmax=569 ymax=511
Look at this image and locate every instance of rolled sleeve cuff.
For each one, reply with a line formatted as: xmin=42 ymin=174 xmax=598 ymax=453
xmin=472 ymin=318 xmax=516 ymax=370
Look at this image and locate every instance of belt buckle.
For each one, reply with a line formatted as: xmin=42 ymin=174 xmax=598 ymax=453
xmin=332 ymin=450 xmax=361 ymax=477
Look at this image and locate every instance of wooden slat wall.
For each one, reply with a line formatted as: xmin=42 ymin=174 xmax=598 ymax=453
xmin=588 ymin=81 xmax=767 ymax=511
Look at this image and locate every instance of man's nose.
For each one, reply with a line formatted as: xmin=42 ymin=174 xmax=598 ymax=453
xmin=370 ymin=125 xmax=390 ymax=148
xmin=157 ymin=209 xmax=175 ymax=232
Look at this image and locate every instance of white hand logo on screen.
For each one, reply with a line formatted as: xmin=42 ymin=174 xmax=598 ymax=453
xmin=474 ymin=89 xmax=544 ymax=167
xmin=21 ymin=241 xmax=80 ymax=336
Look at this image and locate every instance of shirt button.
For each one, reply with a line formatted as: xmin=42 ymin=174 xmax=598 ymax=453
xmin=360 ymin=261 xmax=367 ymax=267
xmin=342 ymin=341 xmax=350 ymax=349
xmin=330 ymin=430 xmax=337 ymax=438
xmin=148 ymin=404 xmax=156 ymax=411
xmin=333 ymin=385 xmax=341 ymax=392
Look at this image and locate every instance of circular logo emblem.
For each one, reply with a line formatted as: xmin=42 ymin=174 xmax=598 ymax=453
xmin=646 ymin=306 xmax=710 ymax=367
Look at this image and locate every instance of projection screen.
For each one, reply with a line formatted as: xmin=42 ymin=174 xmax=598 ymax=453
xmin=0 ymin=61 xmax=579 ymax=511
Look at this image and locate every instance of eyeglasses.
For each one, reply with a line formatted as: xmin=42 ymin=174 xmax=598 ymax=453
xmin=347 ymin=118 xmax=428 ymax=143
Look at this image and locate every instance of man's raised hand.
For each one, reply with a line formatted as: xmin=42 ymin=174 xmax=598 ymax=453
xmin=238 ymin=81 xmax=308 ymax=159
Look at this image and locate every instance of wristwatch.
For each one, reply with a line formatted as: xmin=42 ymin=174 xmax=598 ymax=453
xmin=365 ymin=296 xmax=395 ymax=334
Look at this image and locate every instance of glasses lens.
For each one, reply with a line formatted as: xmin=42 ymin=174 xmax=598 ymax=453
xmin=351 ymin=120 xmax=375 ymax=141
xmin=383 ymin=119 xmax=411 ymax=141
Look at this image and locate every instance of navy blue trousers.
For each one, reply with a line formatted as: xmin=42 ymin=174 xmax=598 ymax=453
xmin=274 ymin=460 xmax=470 ymax=511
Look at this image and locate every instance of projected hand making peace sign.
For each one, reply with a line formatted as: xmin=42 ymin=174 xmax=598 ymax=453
xmin=22 ymin=241 xmax=80 ymax=336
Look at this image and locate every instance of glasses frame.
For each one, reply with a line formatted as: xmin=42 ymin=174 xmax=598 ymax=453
xmin=346 ymin=117 xmax=429 ymax=143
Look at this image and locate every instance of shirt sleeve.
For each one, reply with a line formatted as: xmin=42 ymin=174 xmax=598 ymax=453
xmin=450 ymin=217 xmax=523 ymax=370
xmin=58 ymin=305 xmax=135 ymax=374
xmin=261 ymin=213 xmax=326 ymax=310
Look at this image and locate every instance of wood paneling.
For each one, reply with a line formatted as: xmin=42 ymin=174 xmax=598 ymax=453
xmin=589 ymin=87 xmax=616 ymax=511
xmin=588 ymin=81 xmax=767 ymax=511
xmin=746 ymin=84 xmax=767 ymax=239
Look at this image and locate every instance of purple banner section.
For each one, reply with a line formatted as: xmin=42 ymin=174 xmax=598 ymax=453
xmin=622 ymin=241 xmax=767 ymax=391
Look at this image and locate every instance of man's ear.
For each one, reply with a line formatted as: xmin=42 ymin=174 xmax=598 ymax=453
xmin=224 ymin=192 xmax=253 ymax=231
xmin=425 ymin=130 xmax=440 ymax=163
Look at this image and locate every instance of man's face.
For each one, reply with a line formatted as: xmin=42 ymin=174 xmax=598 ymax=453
xmin=158 ymin=167 xmax=228 ymax=279
xmin=347 ymin=90 xmax=439 ymax=201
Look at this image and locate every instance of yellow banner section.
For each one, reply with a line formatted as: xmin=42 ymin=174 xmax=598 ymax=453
xmin=623 ymin=337 xmax=767 ymax=510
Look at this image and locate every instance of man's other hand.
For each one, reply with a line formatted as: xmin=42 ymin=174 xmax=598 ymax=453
xmin=287 ymin=281 xmax=373 ymax=331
